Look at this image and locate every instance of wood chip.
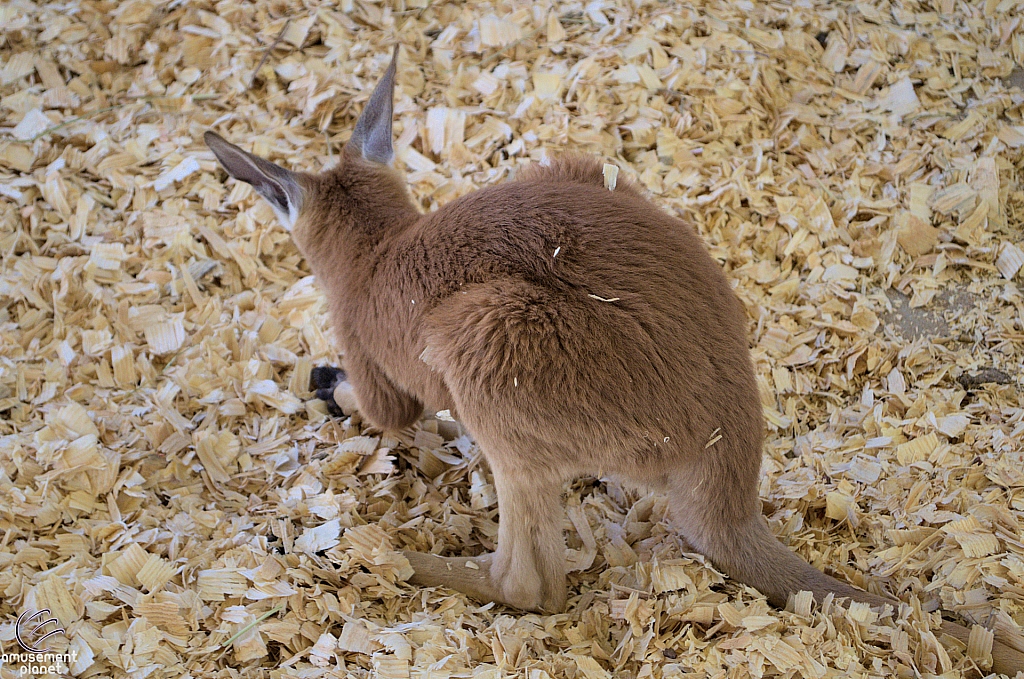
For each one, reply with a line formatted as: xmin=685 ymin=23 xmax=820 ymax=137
xmin=967 ymin=625 xmax=995 ymax=669
xmin=479 ymin=14 xmax=522 ymax=47
xmin=896 ymin=212 xmax=939 ymax=257
xmin=878 ymin=77 xmax=921 ymax=118
xmin=996 ymin=242 xmax=1024 ymax=279
xmin=602 ymin=163 xmax=618 ymax=190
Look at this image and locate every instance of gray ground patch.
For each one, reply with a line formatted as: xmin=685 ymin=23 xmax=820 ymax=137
xmin=1007 ymin=66 xmax=1024 ymax=91
xmin=880 ymin=285 xmax=978 ymax=340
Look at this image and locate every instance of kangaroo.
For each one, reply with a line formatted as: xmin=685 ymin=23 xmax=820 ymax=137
xmin=204 ymin=46 xmax=1024 ymax=673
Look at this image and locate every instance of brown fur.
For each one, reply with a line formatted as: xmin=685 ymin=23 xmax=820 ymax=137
xmin=205 ymin=49 xmax=1024 ymax=674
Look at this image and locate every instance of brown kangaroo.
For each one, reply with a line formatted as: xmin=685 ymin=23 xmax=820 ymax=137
xmin=204 ymin=46 xmax=1024 ymax=673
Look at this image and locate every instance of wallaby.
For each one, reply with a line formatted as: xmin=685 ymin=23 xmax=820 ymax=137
xmin=204 ymin=46 xmax=1024 ymax=673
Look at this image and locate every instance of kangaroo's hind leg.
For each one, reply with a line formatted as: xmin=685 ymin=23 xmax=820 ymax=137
xmin=488 ymin=455 xmax=568 ymax=611
xmin=404 ymin=279 xmax=583 ymax=612
xmin=405 ymin=447 xmax=568 ymax=613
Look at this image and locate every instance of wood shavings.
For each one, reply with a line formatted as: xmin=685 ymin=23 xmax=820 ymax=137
xmin=651 ymin=560 xmax=695 ymax=594
xmin=969 ymin=625 xmax=995 ymax=669
xmin=574 ymin=655 xmax=611 ymax=679
xmin=943 ymin=517 xmax=1001 ymax=558
xmin=896 ymin=433 xmax=939 ymax=465
xmin=194 ymin=430 xmax=240 ymax=483
xmin=878 ymin=77 xmax=921 ymax=118
xmin=11 ymin=108 xmax=52 ymax=140
xmin=930 ymin=184 xmax=977 ymax=216
xmin=198 ymin=569 xmax=248 ymax=602
xmin=3 ymin=0 xmax=1024 ymax=677
xmin=533 ymin=72 xmax=563 ymax=100
xmin=998 ymin=125 xmax=1024 ymax=147
xmin=896 ymin=212 xmax=940 ymax=257
xmin=479 ymin=14 xmax=523 ymax=47
xmin=996 ymin=242 xmax=1024 ymax=279
xmin=151 ymin=157 xmax=200 ymax=191
xmin=425 ymin=107 xmax=466 ymax=156
xmin=144 ymin=318 xmax=186 ymax=355
xmin=374 ymin=655 xmax=410 ymax=679
xmin=338 ymin=619 xmax=380 ymax=655
xmin=602 ymin=163 xmax=618 ymax=190
xmin=936 ymin=414 xmax=970 ymax=438
xmin=294 ymin=519 xmax=342 ymax=555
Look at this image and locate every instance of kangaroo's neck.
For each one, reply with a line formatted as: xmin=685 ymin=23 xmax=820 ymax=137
xmin=309 ymin=199 xmax=417 ymax=259
xmin=298 ymin=162 xmax=419 ymax=281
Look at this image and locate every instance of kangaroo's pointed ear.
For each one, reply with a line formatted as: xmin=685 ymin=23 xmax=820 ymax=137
xmin=204 ymin=131 xmax=303 ymax=230
xmin=347 ymin=45 xmax=399 ymax=165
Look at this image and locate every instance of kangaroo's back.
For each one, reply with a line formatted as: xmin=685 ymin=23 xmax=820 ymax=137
xmin=402 ymin=156 xmax=745 ymax=329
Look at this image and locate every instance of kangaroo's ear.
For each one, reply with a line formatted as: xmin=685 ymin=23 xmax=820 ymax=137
xmin=204 ymin=131 xmax=303 ymax=230
xmin=347 ymin=45 xmax=399 ymax=165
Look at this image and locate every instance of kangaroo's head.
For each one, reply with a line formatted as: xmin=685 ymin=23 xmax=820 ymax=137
xmin=204 ymin=45 xmax=415 ymax=265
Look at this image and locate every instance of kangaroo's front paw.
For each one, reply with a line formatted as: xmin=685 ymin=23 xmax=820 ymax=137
xmin=310 ymin=366 xmax=356 ymax=417
xmin=310 ymin=365 xmax=346 ymax=390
